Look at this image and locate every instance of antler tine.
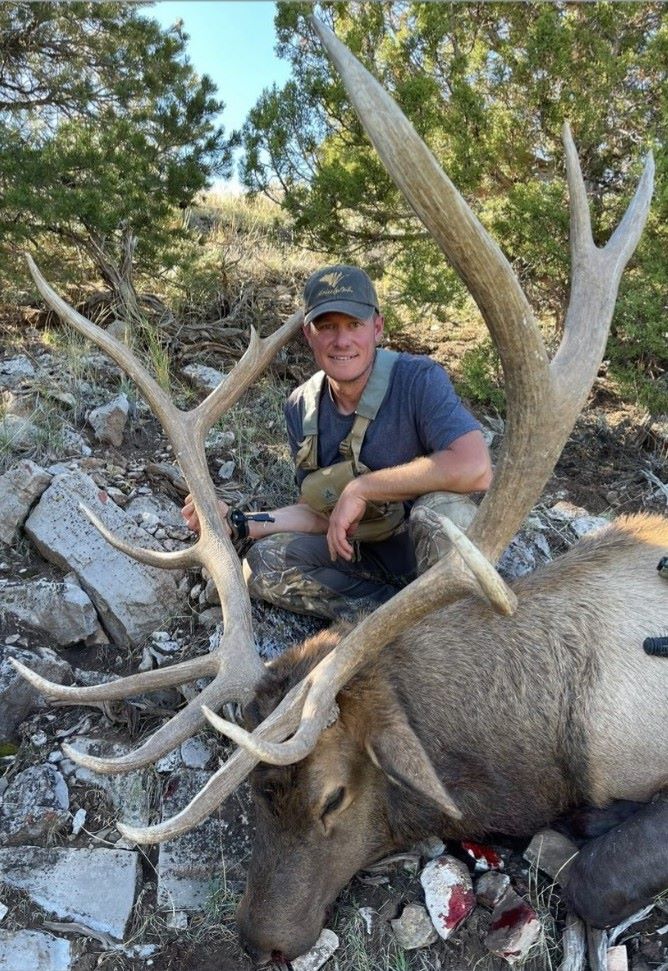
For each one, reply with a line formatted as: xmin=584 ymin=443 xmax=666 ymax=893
xmin=230 ymin=16 xmax=654 ymax=770
xmin=79 ymin=503 xmax=199 ymax=570
xmin=18 ymin=257 xmax=304 ymax=772
xmin=115 ymin=680 xmax=311 ymax=843
xmin=60 ymin=667 xmax=253 ymax=773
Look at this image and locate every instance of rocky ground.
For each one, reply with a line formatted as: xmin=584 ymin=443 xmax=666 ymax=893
xmin=0 ymin=305 xmax=666 ymax=971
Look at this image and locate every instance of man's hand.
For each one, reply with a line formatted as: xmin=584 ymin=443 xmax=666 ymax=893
xmin=181 ymin=494 xmax=231 ymax=535
xmin=327 ymin=485 xmax=367 ymax=561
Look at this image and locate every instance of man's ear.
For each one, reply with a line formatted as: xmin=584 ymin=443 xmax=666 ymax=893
xmin=302 ymin=321 xmax=314 ymax=347
xmin=373 ymin=313 xmax=384 ymax=342
xmin=365 ymin=700 xmax=461 ymax=820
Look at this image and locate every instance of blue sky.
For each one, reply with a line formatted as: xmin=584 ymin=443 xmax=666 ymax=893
xmin=149 ymin=1 xmax=292 ymax=188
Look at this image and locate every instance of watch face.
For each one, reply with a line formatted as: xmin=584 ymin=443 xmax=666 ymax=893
xmin=230 ymin=509 xmax=245 ymax=526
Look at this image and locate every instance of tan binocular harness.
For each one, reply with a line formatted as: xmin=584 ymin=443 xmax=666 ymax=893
xmin=296 ymin=349 xmax=406 ymax=543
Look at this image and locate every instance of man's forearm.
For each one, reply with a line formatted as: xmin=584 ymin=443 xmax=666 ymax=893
xmin=345 ymin=433 xmax=492 ymax=505
xmin=247 ymin=502 xmax=329 ymax=541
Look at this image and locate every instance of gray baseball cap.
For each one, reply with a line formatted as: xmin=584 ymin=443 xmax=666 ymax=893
xmin=303 ymin=264 xmax=379 ymax=324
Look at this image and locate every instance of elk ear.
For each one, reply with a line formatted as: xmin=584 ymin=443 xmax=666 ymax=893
xmin=365 ymin=706 xmax=462 ymax=820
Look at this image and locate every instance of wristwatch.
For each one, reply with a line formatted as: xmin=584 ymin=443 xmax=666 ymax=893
xmin=226 ymin=508 xmax=275 ymax=542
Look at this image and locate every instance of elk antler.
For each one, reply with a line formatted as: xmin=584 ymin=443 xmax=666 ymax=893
xmin=113 ymin=18 xmax=653 ymax=842
xmin=11 ymin=255 xmax=304 ymax=774
xmin=189 ymin=18 xmax=653 ymax=774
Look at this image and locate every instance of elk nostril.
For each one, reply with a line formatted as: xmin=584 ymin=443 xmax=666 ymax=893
xmin=239 ymin=935 xmax=271 ymax=965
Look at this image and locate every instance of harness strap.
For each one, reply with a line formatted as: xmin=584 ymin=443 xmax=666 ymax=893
xmin=340 ymin=349 xmax=398 ymax=470
xmin=295 ymin=349 xmax=398 ymax=472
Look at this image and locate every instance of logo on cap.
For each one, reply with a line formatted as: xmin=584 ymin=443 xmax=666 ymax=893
xmin=319 ymin=271 xmax=344 ymax=288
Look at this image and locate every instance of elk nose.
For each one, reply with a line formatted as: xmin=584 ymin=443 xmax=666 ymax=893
xmin=238 ymin=935 xmax=271 ymax=965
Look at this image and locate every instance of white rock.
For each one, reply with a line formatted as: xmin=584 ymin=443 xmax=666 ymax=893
xmin=0 ymin=846 xmax=141 ymax=939
xmin=205 ymin=429 xmax=235 ymax=451
xmin=166 ymin=910 xmax=189 ymax=930
xmin=0 ymin=929 xmax=72 ymax=971
xmin=217 ymin=459 xmax=236 ymax=480
xmin=0 ymin=902 xmax=7 ymax=922
xmin=181 ymin=363 xmax=225 ymax=394
xmin=24 ymin=469 xmax=184 ymax=647
xmin=157 ymin=769 xmax=226 ymax=911
xmin=420 ymin=855 xmax=476 ymax=940
xmin=87 ymin=393 xmax=130 ymax=447
xmin=0 ymin=460 xmax=52 ymax=544
xmin=476 ymin=871 xmax=511 ymax=908
xmin=0 ymin=764 xmax=70 ymax=845
xmin=391 ymin=902 xmax=438 ymax=949
xmin=156 ymin=747 xmax=182 ymax=773
xmin=0 ymin=646 xmax=72 ymax=743
xmin=523 ymin=828 xmax=579 ymax=885
xmin=485 ymin=887 xmax=541 ymax=964
xmin=0 ymin=355 xmax=36 ymax=388
xmin=607 ymin=945 xmax=629 ymax=971
xmin=292 ymin=929 xmax=340 ymax=971
xmin=71 ymin=808 xmax=87 ymax=836
xmin=0 ymin=575 xmax=104 ymax=645
xmin=180 ymin=736 xmax=213 ymax=769
xmin=60 ymin=427 xmax=92 ymax=458
xmin=547 ymin=501 xmax=609 ymax=538
xmin=0 ymin=413 xmax=40 ymax=450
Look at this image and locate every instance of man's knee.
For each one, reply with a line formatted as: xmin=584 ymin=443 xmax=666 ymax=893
xmin=409 ymin=491 xmax=478 ymax=574
xmin=242 ymin=533 xmax=339 ymax=619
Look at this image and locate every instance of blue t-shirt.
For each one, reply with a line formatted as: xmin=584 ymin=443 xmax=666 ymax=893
xmin=285 ymin=352 xmax=480 ymax=487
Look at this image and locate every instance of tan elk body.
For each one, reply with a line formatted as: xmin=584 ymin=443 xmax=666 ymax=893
xmin=237 ymin=514 xmax=668 ymax=958
xmin=12 ymin=17 xmax=667 ymax=967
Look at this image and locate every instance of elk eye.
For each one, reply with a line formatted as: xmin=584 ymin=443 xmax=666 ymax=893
xmin=321 ymin=786 xmax=345 ymax=818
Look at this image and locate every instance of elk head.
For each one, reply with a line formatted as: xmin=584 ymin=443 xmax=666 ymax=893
xmin=13 ymin=15 xmax=653 ymax=966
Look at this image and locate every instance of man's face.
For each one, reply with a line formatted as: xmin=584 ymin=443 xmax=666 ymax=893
xmin=303 ymin=311 xmax=384 ymax=386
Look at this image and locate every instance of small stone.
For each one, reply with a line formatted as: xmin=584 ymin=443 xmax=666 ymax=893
xmin=420 ymin=855 xmax=476 ymax=941
xmin=607 ymin=946 xmax=629 ymax=971
xmin=0 ymin=355 xmax=36 ymax=387
xmin=391 ymin=902 xmax=438 ymax=949
xmin=0 ymin=764 xmax=70 ymax=845
xmin=71 ymin=808 xmax=87 ymax=836
xmin=291 ymin=929 xmax=339 ymax=971
xmin=415 ymin=835 xmax=446 ymax=859
xmin=476 ymin=871 xmax=511 ymax=908
xmin=181 ymin=363 xmax=225 ymax=394
xmin=217 ymin=460 xmax=236 ymax=480
xmin=485 ymin=887 xmax=541 ymax=964
xmin=88 ymin=393 xmax=130 ymax=447
xmin=523 ymin=828 xmax=578 ymax=886
xmin=206 ymin=429 xmax=235 ymax=451
xmin=0 ymin=902 xmax=7 ymax=922
xmin=166 ymin=911 xmax=189 ymax=930
xmin=180 ymin=736 xmax=213 ymax=769
xmin=0 ymin=414 xmax=40 ymax=450
xmin=156 ymin=747 xmax=182 ymax=773
xmin=61 ymin=427 xmax=92 ymax=458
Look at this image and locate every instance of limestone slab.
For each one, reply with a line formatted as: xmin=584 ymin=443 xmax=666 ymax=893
xmin=157 ymin=768 xmax=224 ymax=911
xmin=0 ymin=846 xmax=141 ymax=939
xmin=0 ymin=929 xmax=72 ymax=971
xmin=0 ymin=460 xmax=52 ymax=544
xmin=24 ymin=469 xmax=184 ymax=646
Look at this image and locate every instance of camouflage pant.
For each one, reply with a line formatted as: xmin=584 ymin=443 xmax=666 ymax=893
xmin=242 ymin=491 xmax=477 ymax=621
